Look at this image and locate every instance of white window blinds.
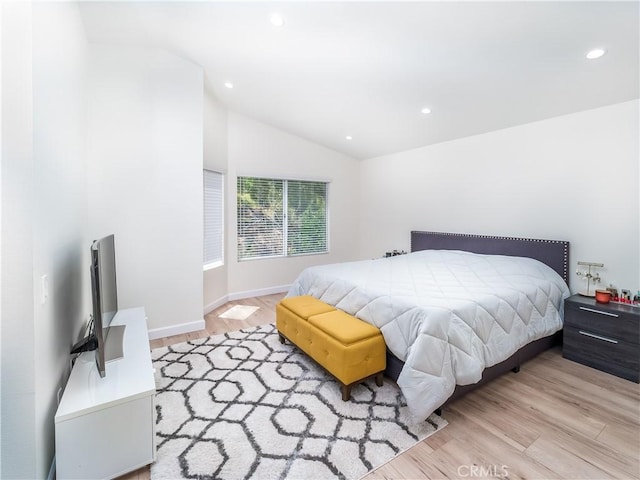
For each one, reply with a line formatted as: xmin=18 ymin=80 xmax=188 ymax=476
xmin=203 ymin=170 xmax=224 ymax=268
xmin=287 ymin=180 xmax=327 ymax=256
xmin=237 ymin=177 xmax=285 ymax=259
xmin=237 ymin=177 xmax=328 ymax=261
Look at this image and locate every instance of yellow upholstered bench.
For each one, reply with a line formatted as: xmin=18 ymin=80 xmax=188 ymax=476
xmin=276 ymin=295 xmax=386 ymax=401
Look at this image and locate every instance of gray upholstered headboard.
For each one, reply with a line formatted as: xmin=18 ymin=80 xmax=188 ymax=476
xmin=410 ymin=231 xmax=570 ymax=283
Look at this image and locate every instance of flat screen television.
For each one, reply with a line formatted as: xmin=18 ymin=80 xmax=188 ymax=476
xmin=71 ymin=234 xmax=125 ymax=377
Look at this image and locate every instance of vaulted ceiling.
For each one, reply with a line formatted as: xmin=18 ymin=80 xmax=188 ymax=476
xmin=79 ymin=1 xmax=639 ymax=160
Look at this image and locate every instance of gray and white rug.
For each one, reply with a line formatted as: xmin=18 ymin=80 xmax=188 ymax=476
xmin=151 ymin=323 xmax=446 ymax=480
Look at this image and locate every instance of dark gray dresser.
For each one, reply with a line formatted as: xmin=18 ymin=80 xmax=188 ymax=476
xmin=563 ymin=294 xmax=639 ymax=382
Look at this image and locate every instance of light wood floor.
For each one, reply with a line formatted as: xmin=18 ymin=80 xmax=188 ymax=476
xmin=123 ymin=293 xmax=640 ymax=480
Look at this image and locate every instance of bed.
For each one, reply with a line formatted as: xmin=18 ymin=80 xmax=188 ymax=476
xmin=287 ymin=231 xmax=571 ymax=421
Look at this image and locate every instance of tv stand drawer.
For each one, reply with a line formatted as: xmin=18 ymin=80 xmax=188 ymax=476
xmin=55 ymin=307 xmax=156 ymax=479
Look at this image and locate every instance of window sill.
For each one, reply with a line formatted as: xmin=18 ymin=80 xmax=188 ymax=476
xmin=203 ymin=260 xmax=224 ymax=272
xmin=238 ymin=251 xmax=329 ymax=262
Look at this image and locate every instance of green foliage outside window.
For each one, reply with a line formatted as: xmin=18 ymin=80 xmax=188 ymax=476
xmin=237 ymin=177 xmax=328 ymax=260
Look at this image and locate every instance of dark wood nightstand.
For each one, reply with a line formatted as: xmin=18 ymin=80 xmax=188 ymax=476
xmin=563 ymin=294 xmax=639 ymax=382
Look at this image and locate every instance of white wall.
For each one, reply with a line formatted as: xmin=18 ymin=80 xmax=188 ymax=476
xmin=1 ymin=3 xmax=36 ymax=476
xmin=87 ymin=45 xmax=205 ymax=334
xmin=226 ymin=113 xmax=361 ymax=296
xmin=204 ymin=88 xmax=229 ymax=174
xmin=1 ymin=2 xmax=89 ymax=478
xmin=359 ymin=100 xmax=640 ymax=293
xmin=203 ymin=90 xmax=229 ymax=312
xmin=0 ymin=2 xmax=4 ymax=474
xmin=32 ymin=3 xmax=89 ymax=476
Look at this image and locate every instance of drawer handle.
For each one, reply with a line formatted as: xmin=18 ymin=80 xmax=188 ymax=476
xmin=578 ymin=330 xmax=618 ymax=344
xmin=578 ymin=306 xmax=619 ymax=318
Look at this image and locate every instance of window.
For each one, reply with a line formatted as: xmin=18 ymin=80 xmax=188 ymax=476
xmin=237 ymin=177 xmax=328 ymax=260
xmin=203 ymin=170 xmax=224 ymax=269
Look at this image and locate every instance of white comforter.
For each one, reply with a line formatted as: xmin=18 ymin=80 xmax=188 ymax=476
xmin=287 ymin=250 xmax=571 ymax=421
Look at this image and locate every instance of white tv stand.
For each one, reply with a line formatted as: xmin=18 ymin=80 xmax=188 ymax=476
xmin=55 ymin=307 xmax=156 ymax=479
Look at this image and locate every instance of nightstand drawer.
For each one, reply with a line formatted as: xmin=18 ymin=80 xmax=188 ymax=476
xmin=565 ymin=304 xmax=639 ymax=343
xmin=563 ymin=327 xmax=639 ymax=382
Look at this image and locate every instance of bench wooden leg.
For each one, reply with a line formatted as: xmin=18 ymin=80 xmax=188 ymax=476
xmin=341 ymin=384 xmax=351 ymax=401
xmin=375 ymin=372 xmax=383 ymax=387
xmin=278 ymin=333 xmax=286 ymax=345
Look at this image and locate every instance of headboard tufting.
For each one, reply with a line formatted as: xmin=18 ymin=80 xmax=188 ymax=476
xmin=410 ymin=231 xmax=570 ymax=283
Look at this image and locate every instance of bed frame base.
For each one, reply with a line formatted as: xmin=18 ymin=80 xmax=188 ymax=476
xmin=386 ymin=331 xmax=561 ymax=410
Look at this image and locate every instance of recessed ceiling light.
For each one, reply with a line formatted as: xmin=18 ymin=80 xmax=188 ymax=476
xmin=224 ymin=82 xmax=234 ymax=89
xmin=586 ymin=48 xmax=606 ymax=60
xmin=345 ymin=135 xmax=353 ymax=140
xmin=269 ymin=13 xmax=285 ymax=27
xmin=421 ymin=107 xmax=432 ymax=115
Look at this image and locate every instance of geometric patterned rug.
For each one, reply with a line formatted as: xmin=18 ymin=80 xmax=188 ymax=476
xmin=150 ymin=323 xmax=446 ymax=480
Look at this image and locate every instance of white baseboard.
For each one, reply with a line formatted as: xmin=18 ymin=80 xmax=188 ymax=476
xmin=147 ymin=318 xmax=206 ymax=341
xmin=203 ymin=295 xmax=230 ymax=315
xmin=204 ymin=285 xmax=290 ymax=315
xmin=151 ymin=286 xmax=290 ymax=340
xmin=227 ymin=284 xmax=290 ymax=302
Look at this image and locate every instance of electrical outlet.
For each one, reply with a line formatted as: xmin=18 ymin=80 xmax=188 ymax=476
xmin=40 ymin=274 xmax=49 ymax=305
